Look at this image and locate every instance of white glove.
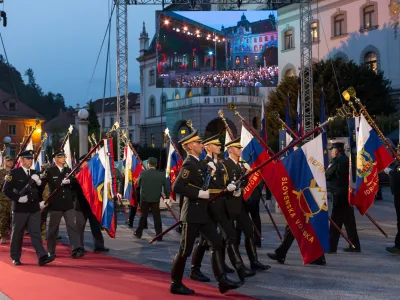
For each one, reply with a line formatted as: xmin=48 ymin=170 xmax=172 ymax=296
xmin=207 ymin=161 xmax=216 ymax=176
xmin=384 ymin=168 xmax=392 ymax=175
xmin=233 ymin=189 xmax=242 ymax=197
xmin=39 ymin=201 xmax=46 ymax=210
xmin=227 ymin=183 xmax=237 ymax=192
xmin=164 ymin=198 xmax=172 ymax=206
xmin=117 ymin=193 xmax=122 ymax=199
xmin=18 ymin=195 xmax=28 ymax=203
xmin=31 ymin=174 xmax=42 ymax=186
xmin=198 ymin=190 xmax=210 ymax=199
xmin=242 ymin=163 xmax=251 ymax=171
xmin=61 ymin=178 xmax=70 ymax=185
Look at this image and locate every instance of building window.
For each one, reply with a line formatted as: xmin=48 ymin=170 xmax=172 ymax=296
xmin=174 ymin=90 xmax=180 ymax=100
xmin=110 ymin=117 xmax=114 ymax=126
xmin=254 ymin=45 xmax=258 ymax=51
xmin=161 ymin=95 xmax=167 ymax=114
xmin=259 ymin=37 xmax=262 ymax=42
xmin=285 ymin=69 xmax=295 ymax=77
xmin=284 ymin=29 xmax=293 ymax=50
xmin=255 ymin=55 xmax=258 ymax=61
xmin=150 ymin=97 xmax=155 ymax=117
xmin=235 ymin=56 xmax=240 ymax=66
xmin=129 ymin=116 xmax=133 ymax=126
xmin=8 ymin=124 xmax=16 ymax=135
xmin=9 ymin=102 xmax=16 ymax=111
xmin=9 ymin=146 xmax=16 ymax=158
xmin=149 ymin=69 xmax=155 ymax=85
xmin=264 ymin=36 xmax=268 ymax=41
xmin=271 ymin=36 xmax=274 ymax=41
xmin=363 ymin=5 xmax=375 ymax=29
xmin=244 ymin=56 xmax=249 ymax=66
xmin=129 ymin=133 xmax=133 ymax=141
xmin=151 ymin=133 xmax=155 ymax=148
xmin=311 ymin=22 xmax=318 ymax=43
xmin=163 ymin=132 xmax=167 ymax=148
xmin=364 ymin=52 xmax=377 ymax=73
xmin=334 ymin=14 xmax=345 ymax=36
xmin=253 ymin=38 xmax=257 ymax=43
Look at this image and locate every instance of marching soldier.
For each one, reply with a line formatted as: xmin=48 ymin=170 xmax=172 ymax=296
xmin=190 ymin=135 xmax=255 ymax=283
xmin=2 ymin=150 xmax=54 ymax=266
xmin=74 ymin=154 xmax=109 ymax=254
xmin=326 ymin=142 xmax=361 ymax=253
xmin=0 ymin=155 xmax=14 ymax=244
xmin=41 ymin=151 xmax=84 ymax=258
xmin=223 ymin=137 xmax=270 ymax=271
xmin=134 ymin=157 xmax=169 ymax=239
xmin=170 ymin=130 xmax=243 ymax=295
xmin=384 ymin=145 xmax=400 ymax=254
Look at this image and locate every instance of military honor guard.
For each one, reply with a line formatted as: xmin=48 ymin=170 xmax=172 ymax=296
xmin=170 ymin=130 xmax=243 ymax=295
xmin=41 ymin=150 xmax=84 ymax=258
xmin=190 ymin=134 xmax=255 ymax=283
xmin=223 ymin=137 xmax=270 ymax=271
xmin=2 ymin=150 xmax=54 ymax=266
xmin=326 ymin=142 xmax=361 ymax=253
xmin=134 ymin=157 xmax=169 ymax=240
xmin=0 ymin=155 xmax=14 ymax=244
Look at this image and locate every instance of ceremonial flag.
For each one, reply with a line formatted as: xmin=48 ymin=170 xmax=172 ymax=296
xmin=76 ymin=138 xmax=117 ymax=238
xmin=63 ymin=136 xmax=72 ymax=168
xmin=224 ymin=130 xmax=232 ymax=158
xmin=71 ymin=151 xmax=77 ymax=168
xmin=351 ymin=115 xmax=394 ymax=215
xmin=166 ymin=142 xmax=183 ymax=200
xmin=320 ymin=88 xmax=328 ymax=169
xmin=0 ymin=152 xmax=3 ymax=168
xmin=261 ymin=100 xmax=267 ymax=143
xmin=240 ymin=125 xmax=270 ymax=200
xmin=123 ymin=145 xmax=144 ymax=206
xmin=199 ymin=149 xmax=207 ymax=160
xmin=261 ymin=135 xmax=329 ymax=264
xmin=15 ymin=139 xmax=35 ymax=169
xmin=296 ymin=91 xmax=304 ymax=137
xmin=34 ymin=150 xmax=45 ymax=172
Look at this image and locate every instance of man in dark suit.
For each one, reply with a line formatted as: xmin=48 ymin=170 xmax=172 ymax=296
xmin=2 ymin=150 xmax=54 ymax=266
xmin=74 ymin=154 xmax=109 ymax=254
xmin=223 ymin=137 xmax=270 ymax=271
xmin=41 ymin=151 xmax=84 ymax=258
xmin=134 ymin=157 xmax=169 ymax=239
xmin=170 ymin=130 xmax=243 ymax=295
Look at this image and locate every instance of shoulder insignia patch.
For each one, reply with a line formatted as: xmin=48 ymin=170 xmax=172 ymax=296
xmin=182 ymin=169 xmax=190 ymax=179
xmin=5 ymin=175 xmax=12 ymax=182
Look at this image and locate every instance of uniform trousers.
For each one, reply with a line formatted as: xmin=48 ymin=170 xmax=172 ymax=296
xmin=10 ymin=211 xmax=47 ymax=260
xmin=329 ymin=193 xmax=361 ymax=251
xmin=136 ymin=201 xmax=162 ymax=236
xmin=75 ymin=210 xmax=105 ymax=250
xmin=394 ymin=194 xmax=400 ymax=247
xmin=47 ymin=209 xmax=80 ymax=255
xmin=0 ymin=200 xmax=11 ymax=238
xmin=229 ymin=209 xmax=254 ymax=246
xmin=237 ymin=199 xmax=261 ymax=245
xmin=275 ymin=225 xmax=295 ymax=257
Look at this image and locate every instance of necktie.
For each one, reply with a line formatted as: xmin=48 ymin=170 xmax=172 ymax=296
xmin=27 ymin=170 xmax=30 ymax=177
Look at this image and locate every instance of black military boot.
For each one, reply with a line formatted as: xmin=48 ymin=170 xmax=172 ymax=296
xmin=245 ymin=237 xmax=271 ymax=271
xmin=226 ymin=243 xmax=256 ymax=281
xmin=190 ymin=244 xmax=211 ymax=282
xmin=170 ymin=254 xmax=195 ymax=295
xmin=211 ymin=250 xmax=243 ymax=294
xmin=267 ymin=252 xmax=286 ymax=264
xmin=221 ymin=239 xmax=235 ymax=273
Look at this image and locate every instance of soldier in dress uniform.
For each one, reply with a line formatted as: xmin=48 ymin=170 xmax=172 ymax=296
xmin=326 ymin=142 xmax=361 ymax=253
xmin=384 ymin=145 xmax=400 ymax=254
xmin=41 ymin=150 xmax=84 ymax=258
xmin=170 ymin=130 xmax=243 ymax=295
xmin=74 ymin=154 xmax=109 ymax=254
xmin=223 ymin=137 xmax=270 ymax=271
xmin=2 ymin=150 xmax=54 ymax=266
xmin=0 ymin=155 xmax=14 ymax=244
xmin=189 ymin=134 xmax=256 ymax=283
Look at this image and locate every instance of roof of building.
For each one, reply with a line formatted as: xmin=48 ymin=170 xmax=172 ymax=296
xmin=92 ymin=92 xmax=140 ymax=113
xmin=222 ymin=14 xmax=276 ymax=35
xmin=42 ymin=110 xmax=75 ymax=132
xmin=0 ymin=89 xmax=44 ymax=120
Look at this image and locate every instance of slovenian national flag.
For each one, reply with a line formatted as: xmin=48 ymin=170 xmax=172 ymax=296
xmin=76 ymin=138 xmax=118 ymax=238
xmin=123 ymin=145 xmax=144 ymax=206
xmin=240 ymin=125 xmax=270 ymax=200
xmin=261 ymin=135 xmax=329 ymax=264
xmin=166 ymin=142 xmax=183 ymax=200
xmin=351 ymin=115 xmax=394 ymax=215
xmin=34 ymin=150 xmax=45 ymax=172
xmin=224 ymin=131 xmax=232 ymax=159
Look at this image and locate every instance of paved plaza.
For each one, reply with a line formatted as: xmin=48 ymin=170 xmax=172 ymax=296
xmin=8 ymin=187 xmax=399 ymax=300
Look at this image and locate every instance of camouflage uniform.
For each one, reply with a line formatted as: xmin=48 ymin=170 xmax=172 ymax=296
xmin=0 ymin=168 xmax=12 ymax=240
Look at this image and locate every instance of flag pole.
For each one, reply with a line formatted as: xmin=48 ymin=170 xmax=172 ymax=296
xmin=45 ymin=122 xmax=120 ymax=204
xmin=121 ymin=131 xmax=179 ymax=223
xmin=34 ymin=133 xmax=48 ymax=162
xmin=272 ymin=111 xmax=299 ymax=139
xmin=58 ymin=125 xmax=73 ymax=152
xmin=164 ymin=128 xmax=183 ymax=161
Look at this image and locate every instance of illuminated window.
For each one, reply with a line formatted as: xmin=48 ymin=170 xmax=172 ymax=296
xmin=364 ymin=52 xmax=377 ymax=73
xmin=311 ymin=22 xmax=318 ymax=43
xmin=151 ymin=134 xmax=155 ymax=148
xmin=284 ymin=30 xmax=293 ymax=50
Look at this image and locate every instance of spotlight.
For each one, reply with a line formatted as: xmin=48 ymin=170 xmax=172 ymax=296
xmin=164 ymin=20 xmax=169 ymax=25
xmin=209 ymin=51 xmax=213 ymax=55
xmin=342 ymin=87 xmax=356 ymax=101
xmin=196 ymin=30 xmax=200 ymax=34
xmin=184 ymin=26 xmax=188 ymax=31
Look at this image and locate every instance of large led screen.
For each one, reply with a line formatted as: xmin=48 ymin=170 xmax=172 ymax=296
xmin=156 ymin=10 xmax=278 ymax=88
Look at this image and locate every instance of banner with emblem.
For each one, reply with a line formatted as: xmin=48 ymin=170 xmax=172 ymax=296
xmin=166 ymin=142 xmax=183 ymax=200
xmin=261 ymin=135 xmax=329 ymax=264
xmin=15 ymin=139 xmax=35 ymax=169
xmin=351 ymin=115 xmax=394 ymax=215
xmin=123 ymin=144 xmax=144 ymax=206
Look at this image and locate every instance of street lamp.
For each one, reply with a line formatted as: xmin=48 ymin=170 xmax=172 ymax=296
xmin=3 ymin=136 xmax=11 ymax=156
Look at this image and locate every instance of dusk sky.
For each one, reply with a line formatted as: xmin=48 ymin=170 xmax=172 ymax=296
xmin=1 ymin=0 xmax=161 ymax=107
xmin=1 ymin=2 xmax=276 ymax=108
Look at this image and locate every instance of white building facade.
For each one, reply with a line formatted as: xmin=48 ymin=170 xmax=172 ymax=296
xmin=278 ymin=0 xmax=400 ymax=99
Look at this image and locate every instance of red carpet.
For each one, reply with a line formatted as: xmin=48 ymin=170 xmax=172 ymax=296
xmin=0 ymin=239 xmax=256 ymax=300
